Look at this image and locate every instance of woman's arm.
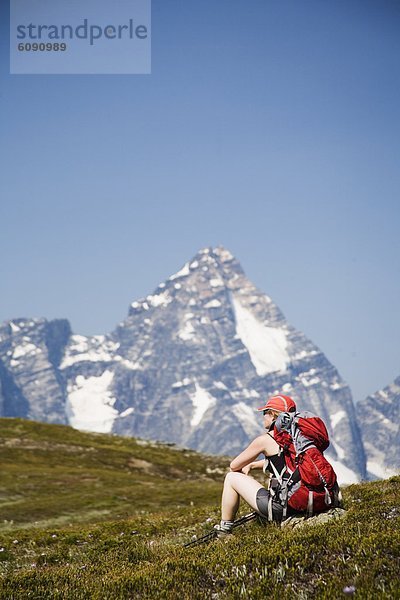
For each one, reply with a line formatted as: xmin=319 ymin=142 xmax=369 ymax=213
xmin=229 ymin=435 xmax=268 ymax=472
xmin=240 ymin=459 xmax=264 ymax=475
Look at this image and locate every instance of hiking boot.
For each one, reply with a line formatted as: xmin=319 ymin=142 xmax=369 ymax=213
xmin=213 ymin=521 xmax=233 ymax=538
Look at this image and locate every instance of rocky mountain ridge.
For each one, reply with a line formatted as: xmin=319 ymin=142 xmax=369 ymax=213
xmin=357 ymin=376 xmax=399 ymax=479
xmin=0 ymin=246 xmax=372 ymax=482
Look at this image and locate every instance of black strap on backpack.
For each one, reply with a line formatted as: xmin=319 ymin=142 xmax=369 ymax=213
xmin=264 ymin=454 xmax=301 ymax=521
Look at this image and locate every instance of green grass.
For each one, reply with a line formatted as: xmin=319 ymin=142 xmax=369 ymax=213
xmin=0 ymin=418 xmax=225 ymax=530
xmin=0 ymin=418 xmax=399 ymax=599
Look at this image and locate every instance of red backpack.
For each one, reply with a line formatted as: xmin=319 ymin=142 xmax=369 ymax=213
xmin=272 ymin=411 xmax=340 ymax=517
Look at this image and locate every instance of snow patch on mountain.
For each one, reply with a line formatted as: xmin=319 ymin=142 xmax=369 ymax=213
xmin=213 ymin=381 xmax=228 ymax=391
xmin=232 ymin=402 xmax=260 ymax=437
xmin=12 ymin=342 xmax=41 ymax=360
xmin=366 ymin=461 xmax=397 ymax=480
xmin=298 ymin=368 xmax=321 ymax=387
xmin=120 ymin=407 xmax=135 ymax=418
xmin=330 ymin=381 xmax=346 ymax=391
xmin=205 ymin=299 xmax=221 ymax=309
xmin=212 ymin=246 xmax=234 ymax=262
xmin=330 ymin=410 xmax=346 ymax=429
xmin=169 ymin=262 xmax=190 ymax=280
xmin=146 ymin=291 xmax=172 ymax=308
xmin=61 ymin=335 xmax=119 ymax=368
xmin=331 ymin=440 xmax=346 ymax=460
xmin=210 ymin=278 xmax=224 ymax=288
xmin=190 ymin=382 xmax=215 ymax=426
xmin=172 ymin=378 xmax=191 ymax=389
xmin=231 ymin=295 xmax=289 ymax=376
xmin=326 ymin=456 xmax=360 ymax=485
xmin=179 ymin=321 xmax=196 ymax=341
xmin=66 ymin=370 xmax=118 ymax=433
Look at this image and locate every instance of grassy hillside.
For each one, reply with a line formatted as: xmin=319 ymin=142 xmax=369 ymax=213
xmin=0 ymin=418 xmax=399 ymax=599
xmin=0 ymin=418 xmax=225 ymax=531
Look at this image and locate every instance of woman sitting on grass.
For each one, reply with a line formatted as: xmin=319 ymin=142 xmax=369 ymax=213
xmin=214 ymin=394 xmax=338 ymax=535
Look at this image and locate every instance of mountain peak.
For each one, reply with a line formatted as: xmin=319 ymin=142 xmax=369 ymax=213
xmin=202 ymin=245 xmax=235 ymax=262
xmin=193 ymin=245 xmax=237 ymax=268
xmin=126 ymin=246 xmax=245 ymax=318
xmin=0 ymin=248 xmax=367 ymax=482
xmin=165 ymin=246 xmax=240 ymax=286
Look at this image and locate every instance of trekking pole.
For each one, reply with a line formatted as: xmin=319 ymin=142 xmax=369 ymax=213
xmin=184 ymin=511 xmax=258 ymax=548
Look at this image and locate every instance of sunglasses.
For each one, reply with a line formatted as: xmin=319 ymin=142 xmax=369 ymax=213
xmin=262 ymin=409 xmax=274 ymax=416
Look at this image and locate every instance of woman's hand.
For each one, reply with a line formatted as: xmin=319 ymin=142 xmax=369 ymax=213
xmin=241 ymin=464 xmax=252 ymax=475
xmin=237 ymin=459 xmax=265 ymax=476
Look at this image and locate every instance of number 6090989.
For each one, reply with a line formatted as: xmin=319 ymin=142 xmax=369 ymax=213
xmin=17 ymin=43 xmax=67 ymax=51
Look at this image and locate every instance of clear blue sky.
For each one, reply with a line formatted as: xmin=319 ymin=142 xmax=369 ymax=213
xmin=1 ymin=0 xmax=399 ymax=403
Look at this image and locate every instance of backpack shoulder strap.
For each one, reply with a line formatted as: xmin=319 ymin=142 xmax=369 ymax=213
xmin=291 ymin=416 xmax=317 ymax=456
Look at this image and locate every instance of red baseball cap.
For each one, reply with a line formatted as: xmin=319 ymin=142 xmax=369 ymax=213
xmin=257 ymin=394 xmax=296 ymax=413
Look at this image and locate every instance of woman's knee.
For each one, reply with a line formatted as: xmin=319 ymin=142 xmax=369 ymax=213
xmin=224 ymin=471 xmax=242 ymax=486
xmin=225 ymin=471 xmax=258 ymax=492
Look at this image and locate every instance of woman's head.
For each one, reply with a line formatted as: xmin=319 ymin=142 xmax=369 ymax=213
xmin=257 ymin=394 xmax=296 ymax=415
xmin=257 ymin=395 xmax=296 ymax=430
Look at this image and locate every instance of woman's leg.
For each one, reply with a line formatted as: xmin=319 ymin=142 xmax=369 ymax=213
xmin=220 ymin=435 xmax=281 ymax=522
xmin=221 ymin=472 xmax=264 ymax=521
